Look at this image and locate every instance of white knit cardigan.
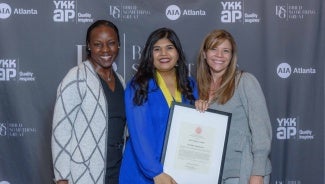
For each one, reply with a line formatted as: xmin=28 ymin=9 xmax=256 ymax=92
xmin=51 ymin=60 xmax=126 ymax=184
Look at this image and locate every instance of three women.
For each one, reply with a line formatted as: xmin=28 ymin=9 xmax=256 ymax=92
xmin=52 ymin=21 xmax=271 ymax=184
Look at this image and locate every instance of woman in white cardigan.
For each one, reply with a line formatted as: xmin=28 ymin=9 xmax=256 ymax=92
xmin=52 ymin=20 xmax=127 ymax=184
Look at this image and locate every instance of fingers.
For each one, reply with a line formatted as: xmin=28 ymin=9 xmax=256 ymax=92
xmin=195 ymin=99 xmax=209 ymax=112
xmin=154 ymin=173 xmax=177 ymax=184
xmin=172 ymin=179 xmax=177 ymax=184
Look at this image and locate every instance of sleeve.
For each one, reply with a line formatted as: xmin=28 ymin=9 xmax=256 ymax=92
xmin=124 ymin=82 xmax=163 ymax=179
xmin=51 ymin=67 xmax=85 ymax=181
xmin=240 ymin=73 xmax=272 ymax=176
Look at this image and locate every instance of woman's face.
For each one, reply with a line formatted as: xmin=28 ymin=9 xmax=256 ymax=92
xmin=153 ymin=38 xmax=179 ymax=73
xmin=204 ymin=39 xmax=232 ymax=76
xmin=88 ymin=25 xmax=119 ymax=69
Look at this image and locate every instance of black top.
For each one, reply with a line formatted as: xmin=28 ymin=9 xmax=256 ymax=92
xmin=99 ymin=73 xmax=126 ymax=184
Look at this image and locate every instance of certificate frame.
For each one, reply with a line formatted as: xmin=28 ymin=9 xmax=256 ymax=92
xmin=161 ymin=102 xmax=232 ymax=184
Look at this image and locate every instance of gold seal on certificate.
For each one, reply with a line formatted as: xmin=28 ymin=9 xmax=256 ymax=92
xmin=162 ymin=102 xmax=231 ymax=184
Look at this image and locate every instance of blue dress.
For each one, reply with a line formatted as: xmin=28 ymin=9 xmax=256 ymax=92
xmin=119 ymin=78 xmax=198 ymax=184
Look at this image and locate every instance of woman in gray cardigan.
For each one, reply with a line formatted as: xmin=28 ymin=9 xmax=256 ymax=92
xmin=195 ymin=29 xmax=272 ymax=184
xmin=52 ymin=20 xmax=127 ymax=184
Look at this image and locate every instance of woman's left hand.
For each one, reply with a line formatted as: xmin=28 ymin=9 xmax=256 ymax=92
xmin=249 ymin=175 xmax=263 ymax=184
xmin=195 ymin=99 xmax=209 ymax=112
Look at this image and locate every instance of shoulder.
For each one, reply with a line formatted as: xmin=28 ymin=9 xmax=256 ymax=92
xmin=60 ymin=65 xmax=80 ymax=84
xmin=237 ymin=72 xmax=261 ymax=88
xmin=236 ymin=72 xmax=266 ymax=100
xmin=63 ymin=61 xmax=90 ymax=77
xmin=59 ymin=61 xmax=94 ymax=87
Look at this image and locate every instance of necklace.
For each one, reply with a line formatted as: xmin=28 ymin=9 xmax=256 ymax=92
xmin=107 ymin=70 xmax=113 ymax=81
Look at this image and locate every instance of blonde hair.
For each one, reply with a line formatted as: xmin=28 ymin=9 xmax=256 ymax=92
xmin=196 ymin=29 xmax=239 ymax=104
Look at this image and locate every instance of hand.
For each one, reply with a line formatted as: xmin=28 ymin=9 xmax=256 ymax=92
xmin=56 ymin=180 xmax=68 ymax=184
xmin=249 ymin=175 xmax=263 ymax=184
xmin=195 ymin=99 xmax=209 ymax=112
xmin=153 ymin=172 xmax=177 ymax=184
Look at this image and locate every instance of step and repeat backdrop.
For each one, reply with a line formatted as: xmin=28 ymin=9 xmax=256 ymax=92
xmin=0 ymin=0 xmax=324 ymax=183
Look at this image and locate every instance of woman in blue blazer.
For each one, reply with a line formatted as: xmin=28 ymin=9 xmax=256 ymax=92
xmin=119 ymin=27 xmax=198 ymax=184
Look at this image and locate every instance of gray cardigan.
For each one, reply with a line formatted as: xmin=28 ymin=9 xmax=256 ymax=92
xmin=210 ymin=72 xmax=272 ymax=182
xmin=51 ymin=60 xmax=126 ymax=184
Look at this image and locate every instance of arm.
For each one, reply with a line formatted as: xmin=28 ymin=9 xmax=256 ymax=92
xmin=240 ymin=73 xmax=272 ymax=176
xmin=52 ymin=67 xmax=85 ymax=182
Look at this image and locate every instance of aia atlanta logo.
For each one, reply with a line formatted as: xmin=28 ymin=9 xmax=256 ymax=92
xmin=0 ymin=3 xmax=37 ymax=19
xmin=0 ymin=3 xmax=11 ymax=19
xmin=165 ymin=4 xmax=206 ymax=21
xmin=276 ymin=62 xmax=316 ymax=78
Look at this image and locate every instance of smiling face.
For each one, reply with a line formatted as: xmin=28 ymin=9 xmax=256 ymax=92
xmin=204 ymin=39 xmax=232 ymax=76
xmin=152 ymin=38 xmax=179 ymax=73
xmin=88 ymin=25 xmax=119 ymax=69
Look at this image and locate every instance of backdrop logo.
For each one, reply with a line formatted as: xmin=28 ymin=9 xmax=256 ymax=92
xmin=166 ymin=4 xmax=206 ymax=21
xmin=53 ymin=0 xmax=75 ymax=22
xmin=109 ymin=6 xmax=120 ymax=19
xmin=276 ymin=117 xmax=314 ymax=140
xmin=0 ymin=122 xmax=37 ymax=137
xmin=0 ymin=123 xmax=7 ymax=136
xmin=0 ymin=59 xmax=16 ymax=81
xmin=109 ymin=5 xmax=150 ymax=21
xmin=276 ymin=117 xmax=297 ymax=139
xmin=0 ymin=181 xmax=11 ymax=184
xmin=275 ymin=6 xmax=286 ymax=19
xmin=277 ymin=62 xmax=316 ymax=79
xmin=275 ymin=180 xmax=302 ymax=184
xmin=0 ymin=3 xmax=37 ymax=19
xmin=0 ymin=3 xmax=11 ymax=19
xmin=277 ymin=62 xmax=291 ymax=78
xmin=221 ymin=1 xmax=242 ymax=23
xmin=0 ymin=58 xmax=36 ymax=82
xmin=166 ymin=5 xmax=181 ymax=20
xmin=220 ymin=1 xmax=260 ymax=23
xmin=275 ymin=4 xmax=317 ymax=21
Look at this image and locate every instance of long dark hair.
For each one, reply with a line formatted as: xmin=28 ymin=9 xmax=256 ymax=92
xmin=132 ymin=27 xmax=195 ymax=105
xmin=85 ymin=20 xmax=120 ymax=58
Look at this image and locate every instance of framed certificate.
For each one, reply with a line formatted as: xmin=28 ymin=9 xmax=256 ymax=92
xmin=161 ymin=102 xmax=232 ymax=184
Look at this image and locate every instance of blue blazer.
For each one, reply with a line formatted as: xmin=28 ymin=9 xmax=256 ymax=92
xmin=119 ymin=77 xmax=198 ymax=184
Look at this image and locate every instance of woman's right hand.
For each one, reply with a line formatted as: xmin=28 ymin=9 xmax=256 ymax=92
xmin=195 ymin=99 xmax=209 ymax=112
xmin=153 ymin=172 xmax=177 ymax=184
